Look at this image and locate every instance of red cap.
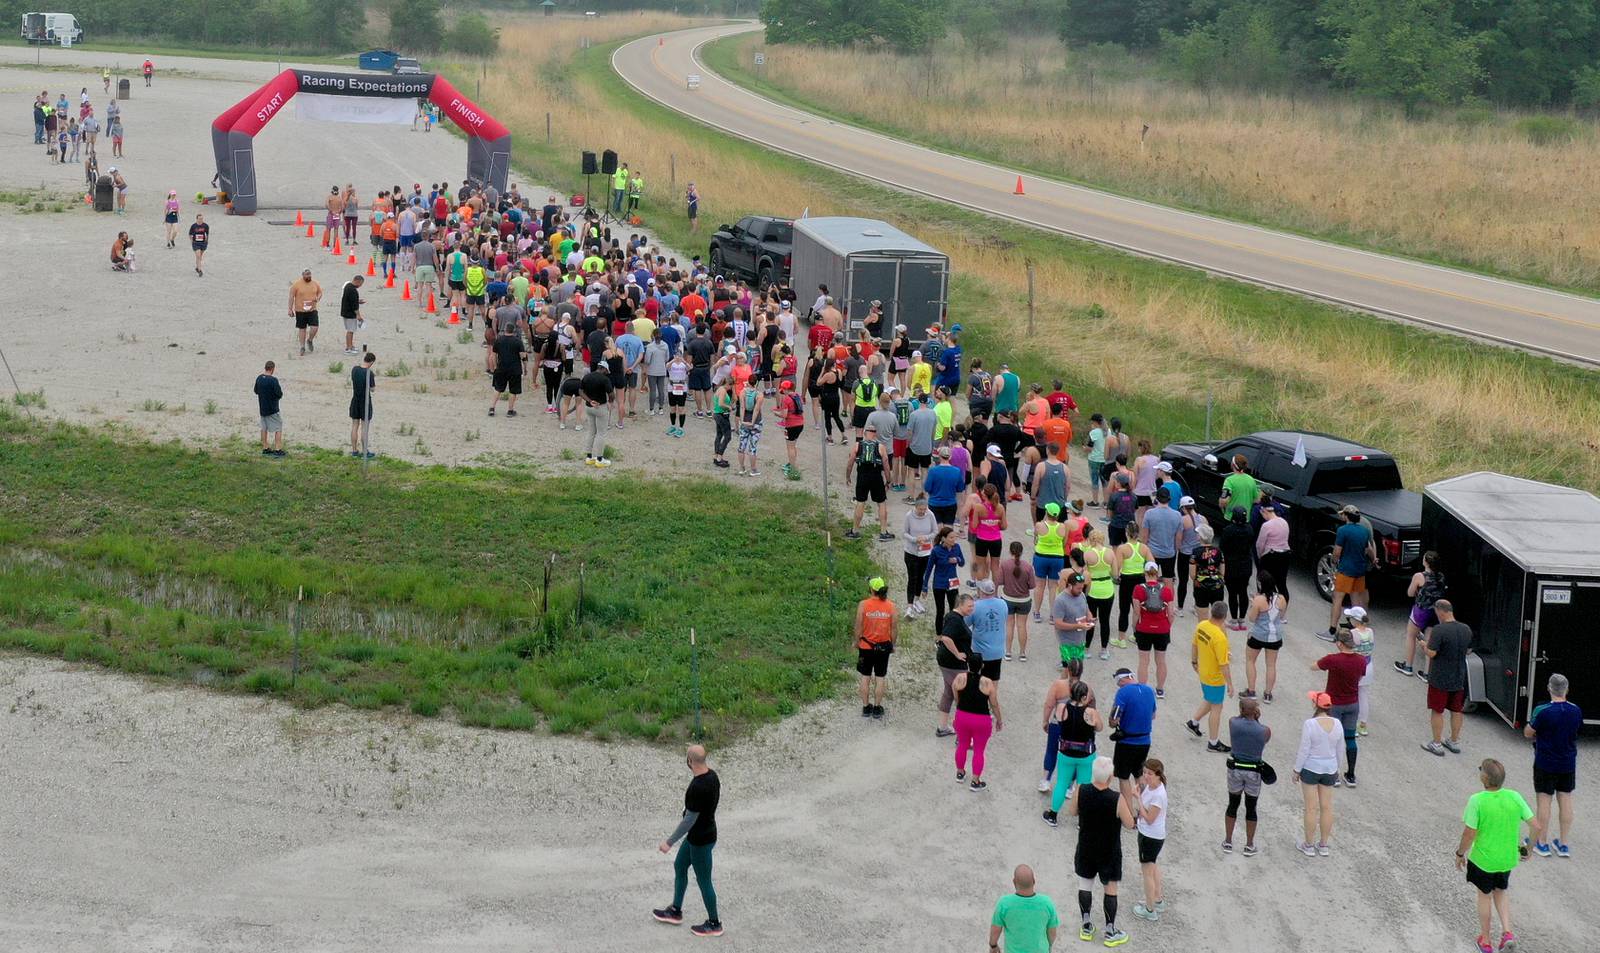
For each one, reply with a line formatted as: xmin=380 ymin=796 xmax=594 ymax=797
xmin=779 ymin=380 xmax=794 ymax=390
xmin=1307 ymin=690 xmax=1332 ymax=708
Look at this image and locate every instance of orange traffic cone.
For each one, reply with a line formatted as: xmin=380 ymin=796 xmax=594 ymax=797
xmin=1013 ymin=175 xmax=1026 ymax=195
xmin=366 ymin=258 xmax=376 ymax=277
xmin=347 ymin=251 xmax=357 ymax=265
xmin=448 ymin=306 xmax=460 ymax=325
xmin=425 ymin=289 xmax=438 ymax=313
xmin=385 ymin=270 xmax=395 ymax=289
xmin=332 ymin=235 xmax=341 ymax=256
xmin=401 ymin=280 xmax=412 ymax=300
xmin=83 ymin=192 xmax=92 ymax=205
xmin=295 ymin=209 xmax=304 ymax=226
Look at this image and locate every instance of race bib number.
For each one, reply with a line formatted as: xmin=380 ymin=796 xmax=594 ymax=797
xmin=918 ymin=537 xmax=933 ymax=555
xmin=670 ymin=381 xmax=687 ymax=396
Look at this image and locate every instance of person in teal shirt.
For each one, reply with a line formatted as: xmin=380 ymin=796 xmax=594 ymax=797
xmin=990 ymin=864 xmax=1059 ymax=953
xmin=1456 ymin=757 xmax=1539 ymax=953
xmin=994 ymin=364 xmax=1021 ymax=416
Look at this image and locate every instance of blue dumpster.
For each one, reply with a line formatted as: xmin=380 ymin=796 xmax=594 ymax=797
xmin=359 ymin=50 xmax=399 ymax=71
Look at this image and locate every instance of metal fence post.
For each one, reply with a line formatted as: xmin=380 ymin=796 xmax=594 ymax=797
xmin=690 ymin=628 xmax=702 ymax=740
xmin=290 ymin=585 xmax=303 ymax=686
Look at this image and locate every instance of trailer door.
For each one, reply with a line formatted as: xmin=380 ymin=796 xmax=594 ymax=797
xmin=896 ymin=256 xmax=948 ymax=343
xmin=845 ymin=256 xmax=898 ymax=341
xmin=1530 ymin=580 xmax=1600 ymax=725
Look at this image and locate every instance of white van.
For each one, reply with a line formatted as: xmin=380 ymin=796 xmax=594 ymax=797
xmin=21 ymin=12 xmax=83 ymax=45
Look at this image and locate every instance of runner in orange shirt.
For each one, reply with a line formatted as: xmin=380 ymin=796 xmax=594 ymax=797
xmin=379 ymin=215 xmax=400 ymax=280
xmin=855 ymin=577 xmax=899 ymax=718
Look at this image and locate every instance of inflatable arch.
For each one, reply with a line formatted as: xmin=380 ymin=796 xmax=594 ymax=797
xmin=211 ymin=69 xmax=511 ymax=215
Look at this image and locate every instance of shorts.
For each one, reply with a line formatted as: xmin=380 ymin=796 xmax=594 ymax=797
xmin=973 ymin=536 xmax=1003 ymax=559
xmin=1227 ymin=766 xmax=1262 ymax=797
xmin=851 ymin=405 xmax=872 ymax=428
xmin=893 ymin=438 xmax=908 ymax=458
xmin=670 ymin=392 xmax=688 ymax=407
xmin=1246 ymin=637 xmax=1283 ymax=652
xmin=979 ymin=657 xmax=1002 ymax=681
xmin=1533 ymin=766 xmax=1576 ymax=795
xmin=1409 ymin=604 xmax=1438 ymax=630
xmin=855 ymin=473 xmax=886 ymax=504
xmin=398 ymin=234 xmax=415 ymax=248
xmin=1134 ymin=631 xmax=1170 ymax=653
xmin=191 ymin=243 xmax=206 ymax=253
xmin=856 ymin=647 xmax=890 ymax=678
xmin=737 ymin=424 xmax=761 ymax=454
xmin=1137 ymin=833 xmax=1165 ymax=865
xmin=466 ymin=294 xmax=486 ymax=306
xmin=448 ymin=279 xmax=466 ymax=291
xmin=416 ymin=265 xmax=436 ymax=284
xmin=1113 ymin=742 xmax=1150 ymax=780
xmin=1334 ymin=573 xmax=1366 ymax=594
xmin=1427 ymin=686 xmax=1466 ymax=713
xmin=1059 ymin=642 xmax=1086 ymax=663
xmin=624 ymin=372 xmax=638 ymax=389
xmin=689 ymin=368 xmax=712 ymax=391
xmin=164 ymin=211 xmax=178 ymax=224
xmin=259 ymin=413 xmax=283 ymax=433
xmin=907 ymin=451 xmax=931 ymax=470
xmin=1465 ymin=861 xmax=1511 ymax=895
xmin=1135 ymin=494 xmax=1154 ymax=508
xmin=785 ymin=425 xmax=803 ymax=442
xmin=1195 ymin=584 xmax=1223 ymax=608
xmin=1073 ymin=849 xmax=1122 ymax=885
xmin=1033 ymin=554 xmax=1064 ymax=580
xmin=1089 ymin=465 xmax=1106 ymax=489
xmin=325 ymin=212 xmax=339 ymax=228
xmin=382 ymin=239 xmax=398 ymax=255
xmin=1298 ymin=768 xmax=1337 ymax=786
xmin=295 ymin=310 xmax=319 ymax=329
xmin=1005 ymin=598 xmax=1030 ymax=616
xmin=932 ymin=504 xmax=958 ymax=525
xmin=492 ymin=370 xmax=522 ymax=395
xmin=343 ymin=318 xmax=360 ymax=333
xmin=1201 ymin=682 xmax=1226 ymax=705
xmin=370 ymin=233 xmax=383 ymax=248
xmin=1156 ymin=556 xmax=1176 ymax=578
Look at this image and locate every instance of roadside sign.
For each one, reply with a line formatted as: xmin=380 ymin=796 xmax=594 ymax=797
xmin=754 ymin=52 xmax=766 ymax=66
xmin=687 ymin=74 xmax=702 ymax=91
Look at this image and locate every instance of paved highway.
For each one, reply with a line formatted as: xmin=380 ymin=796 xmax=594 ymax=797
xmin=613 ymin=22 xmax=1600 ymax=366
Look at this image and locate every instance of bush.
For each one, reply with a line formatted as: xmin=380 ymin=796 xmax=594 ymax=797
xmin=1516 ymin=115 xmax=1582 ymax=146
xmin=446 ymin=13 xmax=499 ymax=57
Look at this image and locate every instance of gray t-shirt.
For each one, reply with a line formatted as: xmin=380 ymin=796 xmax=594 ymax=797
xmin=908 ymin=406 xmax=939 ymax=456
xmin=1228 ymin=716 xmax=1269 ymax=761
xmin=1427 ymin=621 xmax=1473 ymax=692
xmin=1143 ymin=505 xmax=1183 ymax=559
xmin=494 ymin=304 xmax=523 ymax=335
xmin=413 ymin=240 xmax=436 ymax=268
xmin=1052 ymin=590 xmax=1089 ymax=651
xmin=865 ymin=409 xmax=899 ymax=456
xmin=643 ymin=340 xmax=670 ymax=376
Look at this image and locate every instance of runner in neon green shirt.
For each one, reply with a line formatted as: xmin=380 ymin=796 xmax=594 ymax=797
xmin=1456 ymin=758 xmax=1539 ymax=952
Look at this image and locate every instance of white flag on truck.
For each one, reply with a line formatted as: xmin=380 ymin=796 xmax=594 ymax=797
xmin=1292 ymin=436 xmax=1307 ymax=468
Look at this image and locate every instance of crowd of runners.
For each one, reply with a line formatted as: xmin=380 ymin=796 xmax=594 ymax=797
xmin=235 ymin=174 xmax=1590 ymax=951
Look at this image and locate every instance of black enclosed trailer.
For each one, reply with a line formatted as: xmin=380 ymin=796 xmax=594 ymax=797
xmin=1423 ymin=472 xmax=1600 ymax=728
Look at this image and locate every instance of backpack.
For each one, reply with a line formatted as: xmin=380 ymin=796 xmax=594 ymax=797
xmin=894 ymin=400 xmax=912 ymax=427
xmin=855 ymin=378 xmax=880 ymax=405
xmin=1141 ymin=583 xmax=1167 ymax=613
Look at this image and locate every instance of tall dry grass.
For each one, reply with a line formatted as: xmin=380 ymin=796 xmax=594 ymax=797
xmin=472 ymin=20 xmax=1600 ymax=493
xmin=725 ymin=33 xmax=1600 ymax=291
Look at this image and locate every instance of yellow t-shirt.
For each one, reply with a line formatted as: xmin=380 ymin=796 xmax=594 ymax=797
xmin=910 ymin=362 xmax=933 ymax=396
xmin=1193 ymin=620 xmax=1230 ymax=686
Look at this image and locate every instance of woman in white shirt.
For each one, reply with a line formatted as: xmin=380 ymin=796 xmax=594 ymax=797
xmin=1293 ymin=691 xmax=1342 ymax=857
xmin=1133 ymin=758 xmax=1168 ymax=922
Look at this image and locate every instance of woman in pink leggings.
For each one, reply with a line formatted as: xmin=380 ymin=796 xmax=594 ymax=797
xmin=951 ymin=659 xmax=1003 ymax=792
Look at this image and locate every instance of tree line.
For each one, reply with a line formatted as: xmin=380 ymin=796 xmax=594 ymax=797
xmin=761 ymin=0 xmax=1600 ymax=111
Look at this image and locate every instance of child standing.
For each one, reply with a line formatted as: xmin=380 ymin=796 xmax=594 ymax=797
xmin=1347 ymin=606 xmax=1376 ymax=735
xmin=1133 ymin=759 xmax=1168 ymax=922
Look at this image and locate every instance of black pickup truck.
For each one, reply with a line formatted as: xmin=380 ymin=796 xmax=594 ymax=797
xmin=709 ymin=216 xmax=792 ymax=287
xmin=1161 ymin=430 xmax=1424 ymax=600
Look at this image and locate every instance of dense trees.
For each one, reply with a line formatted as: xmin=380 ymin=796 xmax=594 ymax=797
xmin=760 ymin=0 xmax=951 ymax=53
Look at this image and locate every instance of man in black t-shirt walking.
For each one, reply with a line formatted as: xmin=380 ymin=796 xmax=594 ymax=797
xmin=653 ymin=745 xmax=723 ymax=938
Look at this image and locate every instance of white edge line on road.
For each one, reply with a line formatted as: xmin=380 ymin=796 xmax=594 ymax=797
xmin=612 ymin=30 xmax=1600 ymax=368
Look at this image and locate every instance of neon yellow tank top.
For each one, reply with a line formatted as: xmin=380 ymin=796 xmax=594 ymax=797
xmin=1085 ymin=546 xmax=1114 ymax=599
xmin=1034 ymin=520 xmax=1065 ymax=557
xmin=1121 ymin=540 xmax=1146 ymax=575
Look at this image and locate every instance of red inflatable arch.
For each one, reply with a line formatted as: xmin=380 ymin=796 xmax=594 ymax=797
xmin=211 ymin=69 xmax=511 ymax=215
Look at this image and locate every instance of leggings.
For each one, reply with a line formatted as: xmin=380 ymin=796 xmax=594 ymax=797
xmin=1042 ymin=721 xmax=1062 ymax=778
xmin=820 ymin=395 xmax=845 ymax=436
xmin=671 ymin=840 xmax=718 ymax=921
xmin=933 ymin=585 xmax=957 ymax=634
xmin=1225 ymin=572 xmax=1252 ymax=619
xmin=713 ymin=412 xmax=732 ymax=457
xmin=1117 ymin=575 xmax=1141 ymax=633
xmin=1051 ymin=752 xmax=1095 ymax=811
xmin=954 ymin=709 xmax=994 ymax=778
xmin=543 ymin=366 xmax=562 ymax=404
xmin=904 ymin=552 xmax=930 ymax=602
xmin=647 ymin=374 xmax=667 ymax=412
xmin=1087 ymin=594 xmax=1113 ymax=649
xmin=1258 ymin=551 xmax=1292 ymax=598
xmin=1176 ymin=551 xmax=1193 ymax=608
xmin=1226 ymin=791 xmax=1259 ymax=822
xmin=585 ymin=405 xmax=607 ymax=458
xmin=343 ymin=215 xmax=357 ymax=241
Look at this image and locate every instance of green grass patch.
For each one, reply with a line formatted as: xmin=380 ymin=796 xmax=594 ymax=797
xmin=0 ymin=35 xmax=351 ymax=66
xmin=0 ymin=407 xmax=874 ymax=740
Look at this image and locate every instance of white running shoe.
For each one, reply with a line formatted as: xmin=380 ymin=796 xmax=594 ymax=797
xmin=1037 ymin=777 xmax=1052 ymax=793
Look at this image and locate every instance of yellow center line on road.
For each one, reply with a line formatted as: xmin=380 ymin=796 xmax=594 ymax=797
xmin=639 ymin=35 xmax=1600 ymax=335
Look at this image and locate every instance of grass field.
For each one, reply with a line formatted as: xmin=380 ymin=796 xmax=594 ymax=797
xmin=466 ymin=22 xmax=1600 ymax=496
xmin=0 ymin=34 xmax=352 ymax=66
xmin=704 ymin=33 xmax=1600 ymax=294
xmin=0 ymin=407 xmax=872 ymax=740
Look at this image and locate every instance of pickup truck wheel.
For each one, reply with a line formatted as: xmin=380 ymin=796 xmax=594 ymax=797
xmin=1314 ymin=547 xmax=1336 ymax=602
xmin=709 ymin=248 xmax=724 ymax=274
xmin=757 ymin=264 xmax=773 ymax=288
